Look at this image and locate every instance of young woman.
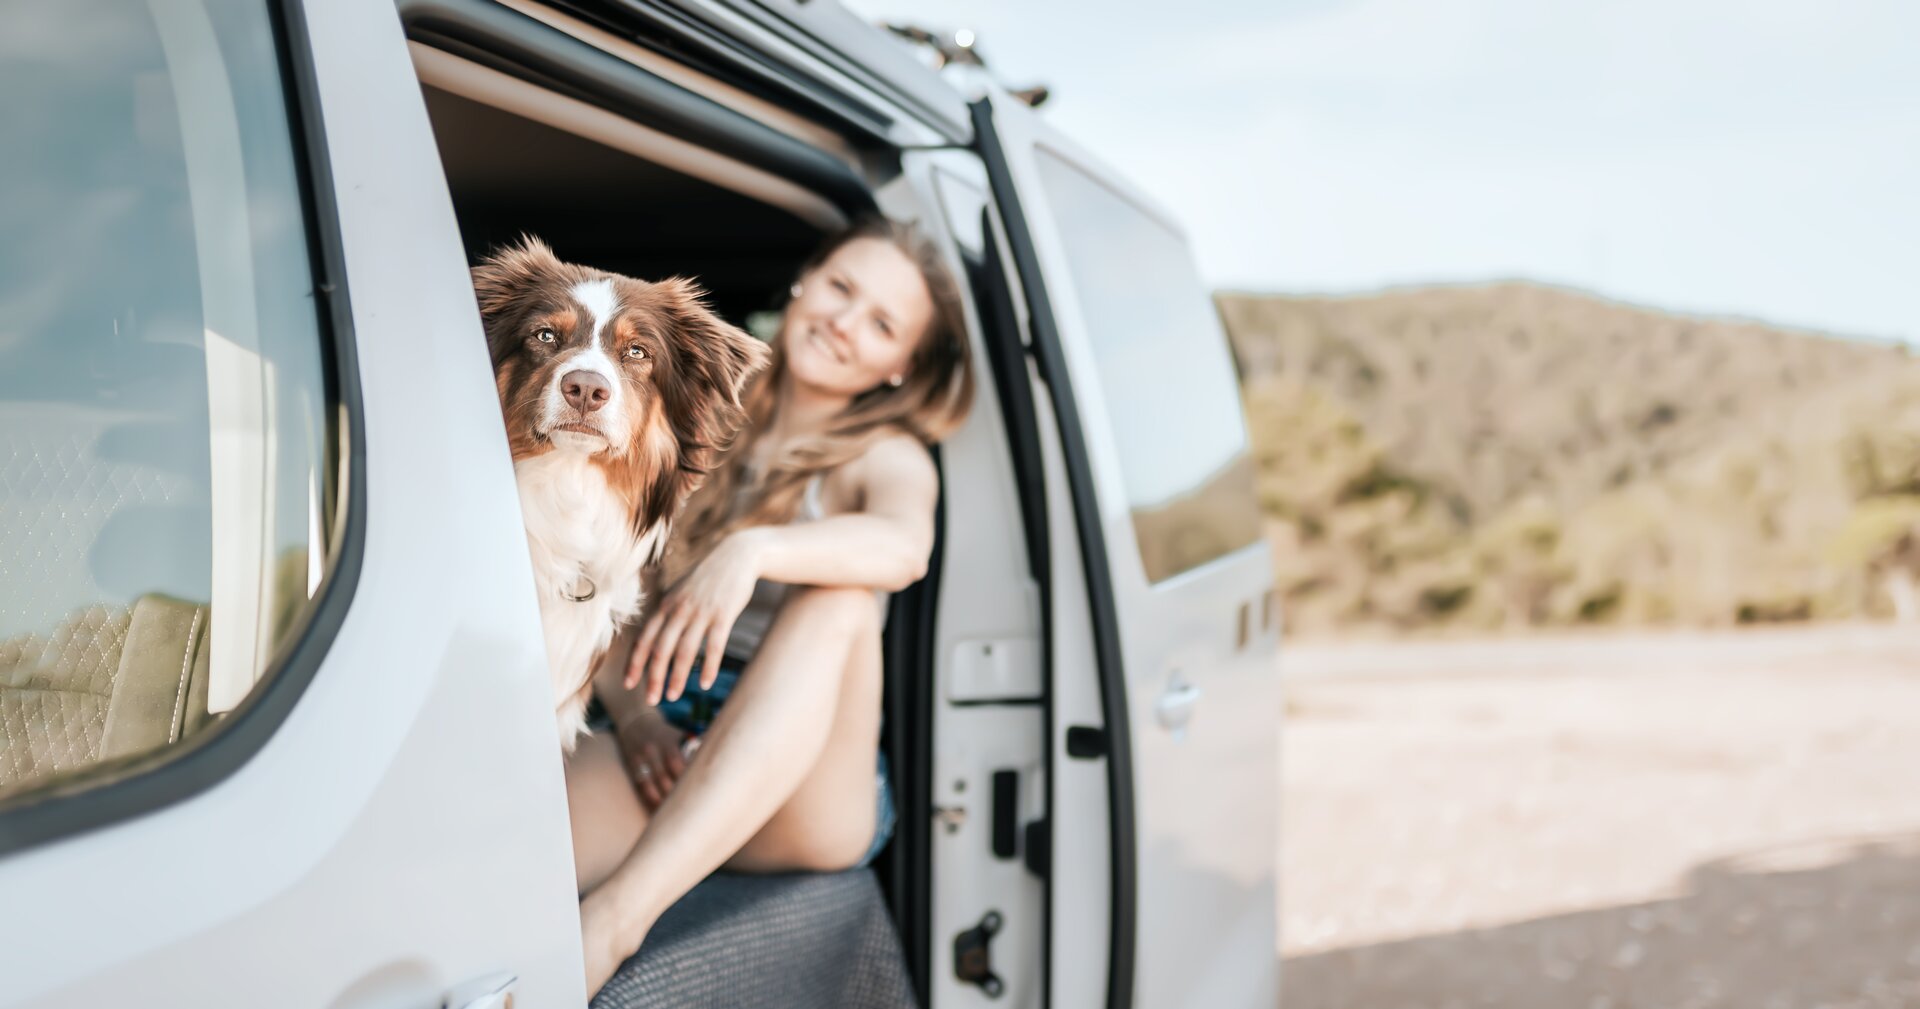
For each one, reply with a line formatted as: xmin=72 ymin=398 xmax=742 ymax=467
xmin=564 ymin=217 xmax=976 ymax=995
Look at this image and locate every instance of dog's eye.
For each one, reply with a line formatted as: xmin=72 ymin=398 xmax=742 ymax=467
xmin=625 ymin=345 xmax=646 ymax=361
xmin=535 ymin=328 xmax=557 ymax=344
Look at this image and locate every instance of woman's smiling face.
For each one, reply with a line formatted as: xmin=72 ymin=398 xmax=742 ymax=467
xmin=781 ymin=237 xmax=934 ymax=397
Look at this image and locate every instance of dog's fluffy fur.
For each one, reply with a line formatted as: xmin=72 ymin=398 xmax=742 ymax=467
xmin=473 ymin=237 xmax=767 ymax=749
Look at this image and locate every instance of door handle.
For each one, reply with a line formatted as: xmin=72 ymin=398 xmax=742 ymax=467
xmin=444 ymin=972 xmax=516 ymax=1009
xmin=1155 ymin=673 xmax=1202 ymax=738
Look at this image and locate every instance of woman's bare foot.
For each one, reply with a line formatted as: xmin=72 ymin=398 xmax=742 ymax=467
xmin=579 ymin=888 xmax=655 ymax=999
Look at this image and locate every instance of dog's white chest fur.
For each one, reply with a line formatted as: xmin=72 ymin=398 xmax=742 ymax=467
xmin=516 ymin=451 xmax=662 ymax=749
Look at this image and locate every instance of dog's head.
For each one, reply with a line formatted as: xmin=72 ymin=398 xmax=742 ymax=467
xmin=472 ymin=236 xmax=769 ymax=530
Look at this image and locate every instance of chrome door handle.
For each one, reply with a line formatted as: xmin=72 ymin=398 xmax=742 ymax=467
xmin=1155 ymin=674 xmax=1202 ymax=738
xmin=444 ymin=972 xmax=517 ymax=1009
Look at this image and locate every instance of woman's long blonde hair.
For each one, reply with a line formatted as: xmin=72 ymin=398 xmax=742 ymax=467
xmin=663 ymin=217 xmax=976 ymax=583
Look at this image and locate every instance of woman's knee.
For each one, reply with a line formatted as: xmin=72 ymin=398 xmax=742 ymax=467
xmin=739 ymin=807 xmax=875 ymax=874
xmin=784 ymin=585 xmax=881 ymax=638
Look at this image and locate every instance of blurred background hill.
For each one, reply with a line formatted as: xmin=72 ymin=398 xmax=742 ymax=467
xmin=1222 ymin=284 xmax=1920 ymax=638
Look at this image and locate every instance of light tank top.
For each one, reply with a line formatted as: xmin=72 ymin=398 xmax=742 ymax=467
xmin=722 ymin=473 xmax=891 ymax=664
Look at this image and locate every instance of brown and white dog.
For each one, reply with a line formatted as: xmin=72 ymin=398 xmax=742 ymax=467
xmin=472 ymin=237 xmax=768 ymax=750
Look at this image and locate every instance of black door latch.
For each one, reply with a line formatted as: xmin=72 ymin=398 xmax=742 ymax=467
xmin=953 ymin=910 xmax=1005 ymax=998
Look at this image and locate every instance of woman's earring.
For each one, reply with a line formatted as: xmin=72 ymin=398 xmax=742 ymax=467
xmin=790 ymin=283 xmax=804 ymax=299
xmin=888 ymin=374 xmax=904 ymax=387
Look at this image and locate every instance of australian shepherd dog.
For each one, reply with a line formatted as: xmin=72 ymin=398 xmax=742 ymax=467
xmin=472 ymin=237 xmax=768 ymax=750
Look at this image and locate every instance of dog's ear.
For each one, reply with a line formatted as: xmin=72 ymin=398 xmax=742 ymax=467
xmin=654 ymin=277 xmax=771 ymax=491
xmin=471 ymin=236 xmax=565 ymax=351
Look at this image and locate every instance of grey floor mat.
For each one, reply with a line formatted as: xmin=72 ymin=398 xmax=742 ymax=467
xmin=591 ymin=870 xmax=918 ymax=1009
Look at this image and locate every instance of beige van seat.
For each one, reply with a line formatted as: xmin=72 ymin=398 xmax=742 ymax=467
xmin=0 ymin=595 xmax=213 ymax=799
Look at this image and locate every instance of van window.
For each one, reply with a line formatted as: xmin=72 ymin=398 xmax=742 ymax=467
xmin=0 ymin=0 xmax=332 ymax=801
xmin=1032 ymin=148 xmax=1262 ymax=583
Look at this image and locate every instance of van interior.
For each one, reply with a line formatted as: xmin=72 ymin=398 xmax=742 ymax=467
xmin=413 ymin=29 xmax=949 ymax=1009
xmin=422 ymin=84 xmax=828 ymax=323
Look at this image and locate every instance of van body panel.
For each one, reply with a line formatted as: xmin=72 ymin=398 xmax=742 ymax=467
xmin=0 ymin=1 xmax=582 ymax=1004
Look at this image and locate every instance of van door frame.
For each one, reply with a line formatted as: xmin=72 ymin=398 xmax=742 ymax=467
xmin=402 ymin=0 xmax=981 ymax=995
xmin=970 ymin=96 xmax=1139 ymax=1009
xmin=402 ymin=7 xmax=1097 ymax=1003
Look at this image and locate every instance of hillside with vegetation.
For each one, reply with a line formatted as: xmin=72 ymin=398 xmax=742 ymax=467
xmin=1220 ymin=282 xmax=1920 ymax=638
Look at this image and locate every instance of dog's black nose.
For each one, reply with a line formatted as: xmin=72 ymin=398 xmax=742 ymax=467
xmin=561 ymin=370 xmax=612 ymax=413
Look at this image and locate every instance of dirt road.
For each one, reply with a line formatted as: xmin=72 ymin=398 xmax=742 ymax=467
xmin=1280 ymin=624 xmax=1920 ymax=1008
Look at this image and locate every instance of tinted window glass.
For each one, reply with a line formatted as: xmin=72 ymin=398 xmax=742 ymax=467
xmin=1034 ymin=148 xmax=1261 ymax=582
xmin=0 ymin=0 xmax=332 ymax=801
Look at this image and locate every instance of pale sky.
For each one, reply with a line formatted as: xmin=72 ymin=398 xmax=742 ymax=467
xmin=845 ymin=0 xmax=1920 ymax=343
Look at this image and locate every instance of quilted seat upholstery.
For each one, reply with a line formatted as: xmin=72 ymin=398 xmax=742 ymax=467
xmin=593 ymin=870 xmax=917 ymax=1009
xmin=0 ymin=594 xmax=212 ymax=799
xmin=0 ymin=605 xmax=128 ymax=790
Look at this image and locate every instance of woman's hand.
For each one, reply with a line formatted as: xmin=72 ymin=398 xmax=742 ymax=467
xmin=613 ymin=710 xmax=688 ymax=810
xmin=627 ymin=529 xmax=765 ymax=704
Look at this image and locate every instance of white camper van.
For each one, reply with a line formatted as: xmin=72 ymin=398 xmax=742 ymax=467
xmin=0 ymin=0 xmax=1281 ymax=1006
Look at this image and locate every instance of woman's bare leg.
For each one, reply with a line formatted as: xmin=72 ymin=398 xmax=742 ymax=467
xmin=722 ymin=593 xmax=882 ymax=872
xmin=565 ymin=731 xmax=650 ymax=894
xmin=577 ymin=585 xmax=884 ymax=990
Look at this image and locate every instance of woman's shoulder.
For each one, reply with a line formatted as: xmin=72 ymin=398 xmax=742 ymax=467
xmin=860 ymin=428 xmax=934 ymax=471
xmin=824 ymin=428 xmax=935 ymax=501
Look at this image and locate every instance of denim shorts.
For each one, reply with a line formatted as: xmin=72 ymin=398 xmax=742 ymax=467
xmin=658 ymin=661 xmax=897 ymax=868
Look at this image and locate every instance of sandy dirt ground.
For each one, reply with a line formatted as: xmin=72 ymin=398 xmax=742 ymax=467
xmin=1279 ymin=624 xmax=1920 ymax=1009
